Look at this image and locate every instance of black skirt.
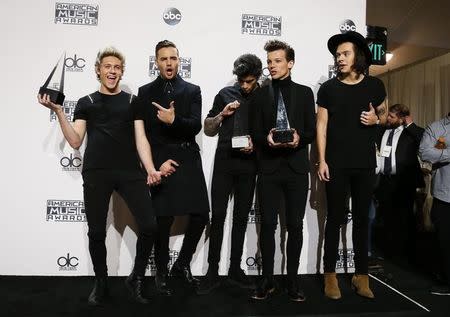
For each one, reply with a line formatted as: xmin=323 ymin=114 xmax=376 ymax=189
xmin=151 ymin=144 xmax=210 ymax=216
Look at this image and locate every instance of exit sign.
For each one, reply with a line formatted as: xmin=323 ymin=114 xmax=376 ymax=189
xmin=366 ymin=26 xmax=387 ymax=65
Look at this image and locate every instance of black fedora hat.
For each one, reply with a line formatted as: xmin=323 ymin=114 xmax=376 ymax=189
xmin=327 ymin=31 xmax=372 ymax=64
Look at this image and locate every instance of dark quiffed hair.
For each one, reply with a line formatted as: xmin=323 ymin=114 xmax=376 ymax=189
xmin=264 ymin=40 xmax=295 ymax=62
xmin=389 ymin=103 xmax=410 ymax=117
xmin=335 ymin=42 xmax=368 ymax=78
xmin=155 ymin=40 xmax=179 ymax=57
xmin=232 ymin=54 xmax=263 ymax=79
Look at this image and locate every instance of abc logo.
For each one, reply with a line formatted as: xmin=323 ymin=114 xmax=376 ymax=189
xmin=65 ymin=54 xmax=86 ymax=69
xmin=163 ymin=7 xmax=182 ymax=26
xmin=339 ymin=19 xmax=356 ymax=33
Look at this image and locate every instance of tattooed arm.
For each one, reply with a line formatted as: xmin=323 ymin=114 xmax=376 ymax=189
xmin=376 ymin=98 xmax=387 ymax=125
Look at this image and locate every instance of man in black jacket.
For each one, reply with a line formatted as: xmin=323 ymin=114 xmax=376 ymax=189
xmin=249 ymin=40 xmax=316 ymax=301
xmin=133 ymin=40 xmax=210 ymax=296
xmin=375 ymin=103 xmax=424 ymax=261
xmin=197 ymin=54 xmax=262 ymax=294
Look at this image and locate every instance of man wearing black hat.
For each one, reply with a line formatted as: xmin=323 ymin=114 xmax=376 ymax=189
xmin=133 ymin=40 xmax=210 ymax=296
xmin=316 ymin=31 xmax=387 ymax=299
xmin=197 ymin=54 xmax=262 ymax=295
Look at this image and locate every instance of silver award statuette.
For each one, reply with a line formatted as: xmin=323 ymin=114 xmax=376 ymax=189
xmin=272 ymin=90 xmax=293 ymax=143
xmin=231 ymin=100 xmax=250 ymax=149
xmin=38 ymin=53 xmax=66 ymax=105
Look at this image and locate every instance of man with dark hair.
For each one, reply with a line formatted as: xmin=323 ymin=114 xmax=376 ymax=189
xmin=197 ymin=54 xmax=262 ymax=295
xmin=249 ymin=40 xmax=316 ymax=301
xmin=375 ymin=104 xmax=424 ymax=262
xmin=133 ymin=40 xmax=210 ymax=296
xmin=38 ymin=47 xmax=158 ymax=306
xmin=419 ymin=112 xmax=450 ymax=296
xmin=316 ymin=31 xmax=387 ymax=300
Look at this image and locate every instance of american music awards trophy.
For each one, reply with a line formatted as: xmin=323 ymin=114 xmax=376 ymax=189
xmin=38 ymin=53 xmax=66 ymax=105
xmin=272 ymin=91 xmax=294 ymax=143
xmin=231 ymin=100 xmax=251 ymax=149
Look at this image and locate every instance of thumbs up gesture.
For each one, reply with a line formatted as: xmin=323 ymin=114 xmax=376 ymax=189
xmin=360 ymin=102 xmax=378 ymax=126
xmin=153 ymin=101 xmax=175 ymax=124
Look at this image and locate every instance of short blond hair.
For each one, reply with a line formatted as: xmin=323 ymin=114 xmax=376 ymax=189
xmin=95 ymin=46 xmax=125 ymax=80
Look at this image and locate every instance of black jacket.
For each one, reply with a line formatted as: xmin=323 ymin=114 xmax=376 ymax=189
xmin=249 ymin=79 xmax=316 ymax=174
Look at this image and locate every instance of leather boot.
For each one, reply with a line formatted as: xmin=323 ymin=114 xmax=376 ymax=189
xmin=125 ymin=272 xmax=150 ymax=304
xmin=351 ymin=274 xmax=374 ymax=299
xmin=88 ymin=277 xmax=108 ymax=306
xmin=170 ymin=261 xmax=200 ymax=286
xmin=324 ymin=273 xmax=341 ymax=300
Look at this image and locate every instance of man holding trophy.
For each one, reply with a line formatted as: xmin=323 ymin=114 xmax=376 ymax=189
xmin=249 ymin=40 xmax=316 ymax=301
xmin=198 ymin=54 xmax=262 ymax=294
xmin=38 ymin=47 xmax=159 ymax=306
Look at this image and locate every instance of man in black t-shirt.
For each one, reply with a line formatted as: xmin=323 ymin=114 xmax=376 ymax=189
xmin=316 ymin=31 xmax=387 ymax=300
xmin=196 ymin=54 xmax=262 ymax=295
xmin=38 ymin=47 xmax=160 ymax=306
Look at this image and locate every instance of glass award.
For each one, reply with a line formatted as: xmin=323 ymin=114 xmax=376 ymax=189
xmin=231 ymin=100 xmax=250 ymax=149
xmin=38 ymin=53 xmax=66 ymax=105
xmin=272 ymin=90 xmax=293 ymax=143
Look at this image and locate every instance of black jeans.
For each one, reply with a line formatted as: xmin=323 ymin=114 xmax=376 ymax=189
xmin=155 ymin=214 xmax=208 ymax=274
xmin=431 ymin=198 xmax=450 ymax=287
xmin=324 ymin=168 xmax=375 ymax=274
xmin=82 ymin=169 xmax=157 ymax=277
xmin=257 ymin=165 xmax=309 ymax=278
xmin=207 ymin=169 xmax=256 ymax=273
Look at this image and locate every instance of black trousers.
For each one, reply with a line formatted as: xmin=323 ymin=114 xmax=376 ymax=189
xmin=207 ymin=168 xmax=256 ymax=273
xmin=376 ymin=175 xmax=417 ymax=259
xmin=257 ymin=165 xmax=309 ymax=278
xmin=324 ymin=168 xmax=375 ymax=274
xmin=155 ymin=214 xmax=208 ymax=274
xmin=82 ymin=169 xmax=157 ymax=277
xmin=431 ymin=198 xmax=450 ymax=287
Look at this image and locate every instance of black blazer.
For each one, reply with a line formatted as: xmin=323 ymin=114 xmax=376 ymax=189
xmin=377 ymin=123 xmax=425 ymax=188
xmin=249 ymin=80 xmax=316 ymax=174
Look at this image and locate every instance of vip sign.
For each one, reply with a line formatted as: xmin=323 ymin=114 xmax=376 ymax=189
xmin=242 ymin=14 xmax=282 ymax=36
xmin=64 ymin=54 xmax=86 ymax=72
xmin=339 ymin=19 xmax=356 ymax=33
xmin=50 ymin=100 xmax=77 ymax=122
xmin=54 ymin=3 xmax=99 ymax=26
xmin=149 ymin=56 xmax=191 ymax=78
xmin=46 ymin=199 xmax=86 ymax=222
xmin=60 ymin=153 xmax=82 ymax=172
xmin=57 ymin=253 xmax=79 ymax=271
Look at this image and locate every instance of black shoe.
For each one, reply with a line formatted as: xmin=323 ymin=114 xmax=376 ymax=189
xmin=155 ymin=272 xmax=173 ymax=296
xmin=197 ymin=271 xmax=221 ymax=295
xmin=170 ymin=261 xmax=200 ymax=286
xmin=88 ymin=277 xmax=108 ymax=306
xmin=287 ymin=277 xmax=306 ymax=302
xmin=251 ymin=276 xmax=275 ymax=300
xmin=125 ymin=272 xmax=150 ymax=304
xmin=228 ymin=268 xmax=255 ymax=289
xmin=430 ymin=285 xmax=450 ymax=295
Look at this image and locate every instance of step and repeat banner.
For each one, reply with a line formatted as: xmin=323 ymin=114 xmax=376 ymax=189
xmin=1 ymin=0 xmax=366 ymax=276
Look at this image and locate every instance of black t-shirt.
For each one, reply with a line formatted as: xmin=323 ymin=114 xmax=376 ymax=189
xmin=317 ymin=76 xmax=386 ymax=168
xmin=73 ymin=91 xmax=140 ymax=172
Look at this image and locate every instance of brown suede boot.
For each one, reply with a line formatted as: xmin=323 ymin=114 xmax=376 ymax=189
xmin=324 ymin=273 xmax=341 ymax=299
xmin=351 ymin=274 xmax=374 ymax=299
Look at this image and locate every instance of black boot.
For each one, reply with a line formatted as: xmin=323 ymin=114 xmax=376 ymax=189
xmin=251 ymin=276 xmax=275 ymax=300
xmin=170 ymin=261 xmax=200 ymax=286
xmin=197 ymin=269 xmax=221 ymax=295
xmin=155 ymin=271 xmax=173 ymax=296
xmin=287 ymin=276 xmax=306 ymax=302
xmin=228 ymin=268 xmax=255 ymax=289
xmin=125 ymin=272 xmax=150 ymax=304
xmin=88 ymin=277 xmax=108 ymax=306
